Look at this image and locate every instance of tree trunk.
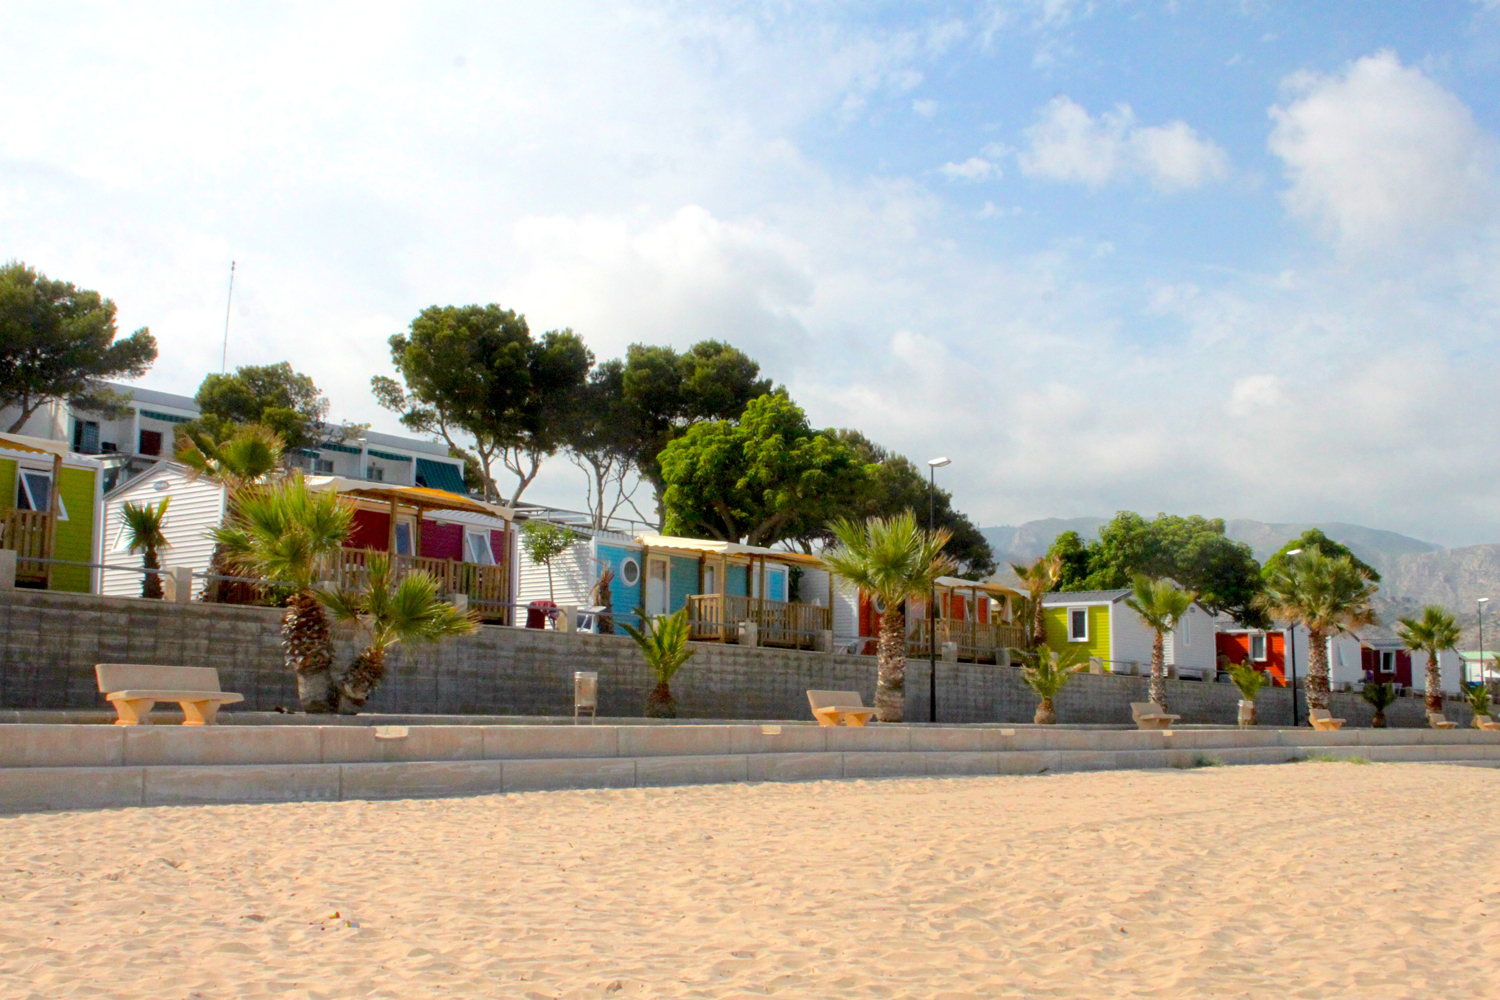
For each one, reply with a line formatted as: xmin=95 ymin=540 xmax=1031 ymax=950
xmin=1149 ymin=629 xmax=1168 ymax=710
xmin=1305 ymin=627 xmax=1331 ymax=712
xmin=283 ymin=590 xmax=337 ymax=713
xmin=141 ymin=547 xmax=163 ymax=600
xmin=1034 ymin=696 xmax=1056 ymax=725
xmin=1425 ymin=650 xmax=1442 ymax=713
xmin=874 ymin=606 xmax=907 ymax=722
xmin=547 ymin=560 xmax=555 ymax=603
xmin=645 ymin=680 xmax=675 ymax=718
xmin=336 ymin=645 xmax=386 ymax=714
xmin=1031 ymin=598 xmax=1046 ymax=649
xmin=1371 ymin=707 xmax=1387 ymax=728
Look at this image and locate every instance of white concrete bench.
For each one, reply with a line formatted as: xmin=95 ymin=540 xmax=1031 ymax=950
xmin=95 ymin=664 xmax=244 ymax=726
xmin=1131 ymin=701 xmax=1180 ymax=731
xmin=807 ymin=690 xmax=877 ymax=727
xmin=1309 ymin=708 xmax=1345 ymax=731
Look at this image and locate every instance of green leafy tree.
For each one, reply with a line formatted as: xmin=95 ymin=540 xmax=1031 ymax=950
xmin=621 ymin=606 xmax=697 ymax=717
xmin=1124 ymin=575 xmax=1198 ymax=710
xmin=1263 ymin=529 xmax=1380 ymax=582
xmin=1256 ymin=550 xmax=1378 ymax=715
xmin=805 ymin=429 xmax=995 ymax=577
xmin=621 ymin=340 xmax=772 ymax=523
xmin=193 ymin=362 xmax=351 ymax=453
xmin=520 ymin=520 xmax=580 ymax=602
xmin=373 ymin=304 xmax=592 ymax=506
xmin=1395 ymin=605 xmax=1462 ymax=714
xmin=659 ymin=392 xmax=867 ymax=547
xmin=318 ymin=554 xmax=479 ymax=713
xmin=1361 ymin=682 xmax=1397 ymax=728
xmin=821 ymin=512 xmax=955 ymax=722
xmin=1010 ymin=642 xmax=1089 ymax=724
xmin=120 ymin=497 xmax=170 ymax=600
xmin=0 ymin=261 xmax=157 ymax=433
xmin=212 ymin=474 xmax=354 ymax=713
xmin=1048 ymin=512 xmax=1267 ymax=627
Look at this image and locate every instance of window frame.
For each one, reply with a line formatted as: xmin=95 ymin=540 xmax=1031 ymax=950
xmin=1067 ymin=606 xmax=1089 ymax=643
xmin=464 ymin=530 xmax=495 ymax=566
xmin=16 ymin=469 xmax=68 ymax=521
xmin=1379 ymin=650 xmax=1396 ymax=674
xmin=619 ymin=556 xmax=641 ymax=587
xmin=1250 ymin=633 xmax=1268 ymax=662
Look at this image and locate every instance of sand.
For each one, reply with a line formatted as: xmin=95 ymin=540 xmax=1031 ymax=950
xmin=1 ymin=762 xmax=1497 ymax=999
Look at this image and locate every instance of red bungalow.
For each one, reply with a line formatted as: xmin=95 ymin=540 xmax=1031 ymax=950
xmin=1216 ymin=627 xmax=1292 ymax=686
xmin=856 ymin=577 xmax=1026 ymax=663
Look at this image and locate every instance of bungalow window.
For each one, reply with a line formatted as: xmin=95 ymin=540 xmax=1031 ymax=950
xmin=313 ymin=458 xmax=335 ymax=475
xmin=1179 ymin=613 xmax=1191 ymax=647
xmin=703 ymin=563 xmax=717 ymax=595
xmin=1067 ymin=607 xmax=1088 ymax=642
xmin=16 ymin=470 xmax=68 ymax=520
xmin=394 ymin=522 xmax=413 ymax=556
xmin=1250 ymin=633 xmax=1267 ymax=662
xmin=72 ymin=420 xmax=99 ymax=453
xmin=366 ymin=464 xmax=385 ymax=482
xmin=465 ymin=531 xmax=494 ymax=565
xmin=138 ymin=429 xmax=163 ymax=456
xmin=1379 ymin=650 xmax=1395 ymax=674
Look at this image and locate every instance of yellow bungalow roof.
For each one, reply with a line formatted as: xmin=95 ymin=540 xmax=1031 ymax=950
xmin=934 ymin=576 xmax=1023 ymax=600
xmin=304 ymin=476 xmax=513 ymax=520
xmin=635 ymin=534 xmax=825 ymax=567
xmin=0 ymin=432 xmax=101 ymax=467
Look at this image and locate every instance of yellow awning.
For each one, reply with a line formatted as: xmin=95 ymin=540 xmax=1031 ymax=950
xmin=305 ymin=476 xmax=512 ymax=520
xmin=635 ymin=534 xmax=826 ymax=566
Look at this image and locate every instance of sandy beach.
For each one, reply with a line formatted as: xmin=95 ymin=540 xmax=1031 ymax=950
xmin=2 ymin=762 xmax=1497 ymax=999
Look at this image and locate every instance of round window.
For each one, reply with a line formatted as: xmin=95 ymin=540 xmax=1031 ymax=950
xmin=620 ymin=557 xmax=641 ymax=587
xmin=872 ymin=595 xmax=887 ymax=614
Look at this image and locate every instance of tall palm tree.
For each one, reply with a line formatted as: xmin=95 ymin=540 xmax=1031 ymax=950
xmin=1256 ymin=550 xmax=1378 ymax=715
xmin=319 ymin=554 xmax=479 ymax=713
xmin=1011 ymin=555 xmax=1061 ymax=648
xmin=212 ymin=473 xmax=354 ymax=713
xmin=1396 ymin=604 xmax=1461 ymax=714
xmin=177 ymin=423 xmax=285 ymax=604
xmin=120 ymin=497 xmax=170 ymax=599
xmin=621 ymin=606 xmax=697 ymax=718
xmin=822 ymin=511 xmax=955 ymax=722
xmin=1124 ymin=575 xmax=1196 ymax=710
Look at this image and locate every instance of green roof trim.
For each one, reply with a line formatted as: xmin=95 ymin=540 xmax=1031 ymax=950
xmin=318 ymin=442 xmax=361 ymax=455
xmin=368 ymin=448 xmax=413 ymax=463
xmin=139 ymin=409 xmax=193 ymax=424
xmin=415 ymin=458 xmax=468 ymax=495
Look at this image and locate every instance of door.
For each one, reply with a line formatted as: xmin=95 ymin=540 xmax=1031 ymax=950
xmin=646 ymin=557 xmax=669 ymax=617
xmin=766 ymin=565 xmax=788 ymax=603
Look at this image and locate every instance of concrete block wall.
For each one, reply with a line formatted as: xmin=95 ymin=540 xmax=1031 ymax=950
xmin=0 ymin=590 xmax=1475 ymax=726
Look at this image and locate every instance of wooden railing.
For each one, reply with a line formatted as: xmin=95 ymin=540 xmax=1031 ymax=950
xmin=0 ymin=508 xmax=51 ymax=585
xmin=685 ymin=593 xmax=833 ymax=650
xmin=908 ymin=618 xmax=1029 ymax=663
xmin=333 ymin=548 xmax=511 ymax=623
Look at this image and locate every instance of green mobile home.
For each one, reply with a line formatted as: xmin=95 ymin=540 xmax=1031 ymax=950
xmin=1040 ymin=589 xmax=1220 ymax=679
xmin=0 ymin=432 xmax=103 ymax=593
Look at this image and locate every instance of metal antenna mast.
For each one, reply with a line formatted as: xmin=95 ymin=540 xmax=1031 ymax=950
xmin=220 ymin=260 xmax=236 ymax=373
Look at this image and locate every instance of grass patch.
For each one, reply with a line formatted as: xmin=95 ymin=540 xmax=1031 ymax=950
xmin=1302 ymin=751 xmax=1372 ymax=765
xmin=1188 ymin=753 xmax=1225 ymax=768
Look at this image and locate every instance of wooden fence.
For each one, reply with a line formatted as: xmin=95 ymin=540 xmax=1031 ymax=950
xmin=685 ymin=593 xmax=833 ymax=650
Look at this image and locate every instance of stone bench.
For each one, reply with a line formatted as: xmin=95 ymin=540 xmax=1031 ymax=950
xmin=96 ymin=664 xmax=244 ymax=726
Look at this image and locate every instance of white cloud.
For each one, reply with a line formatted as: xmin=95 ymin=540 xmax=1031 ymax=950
xmin=912 ymin=98 xmax=938 ymax=117
xmin=1268 ymin=50 xmax=1500 ymax=252
xmin=1019 ymin=96 xmax=1230 ymax=191
xmin=940 ymin=156 xmax=999 ymax=181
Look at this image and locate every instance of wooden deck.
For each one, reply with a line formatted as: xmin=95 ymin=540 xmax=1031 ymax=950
xmin=0 ymin=509 xmax=51 ymax=586
xmin=686 ymin=593 xmax=832 ymax=650
xmin=908 ymin=618 xmax=1029 ymax=663
xmin=334 ymin=548 xmax=511 ymax=623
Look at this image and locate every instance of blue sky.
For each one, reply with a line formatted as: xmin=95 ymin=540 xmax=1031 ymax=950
xmin=4 ymin=2 xmax=1500 ymax=545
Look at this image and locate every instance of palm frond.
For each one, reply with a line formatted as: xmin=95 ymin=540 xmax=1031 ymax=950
xmin=621 ymin=607 xmax=697 ymax=684
xmin=1124 ymin=575 xmax=1196 ymax=632
xmin=1229 ymin=661 xmax=1268 ymax=700
xmin=1010 ymin=642 xmax=1089 ymax=699
xmin=822 ymin=511 xmax=955 ymax=607
xmin=120 ymin=497 xmax=170 ymax=555
xmin=1256 ymin=549 xmax=1379 ymax=634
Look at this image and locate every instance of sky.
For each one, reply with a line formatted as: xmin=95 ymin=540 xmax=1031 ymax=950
xmin=4 ymin=1 xmax=1500 ymax=546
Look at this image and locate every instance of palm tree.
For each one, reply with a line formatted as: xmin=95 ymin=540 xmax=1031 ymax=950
xmin=1009 ymin=642 xmax=1089 ymax=723
xmin=822 ymin=511 xmax=955 ymax=722
xmin=177 ymin=423 xmax=285 ymax=604
xmin=1124 ymin=575 xmax=1197 ymax=711
xmin=1229 ymin=661 xmax=1268 ymax=726
xmin=621 ymin=606 xmax=697 ymax=718
xmin=120 ymin=497 xmax=170 ymax=599
xmin=1395 ymin=605 xmax=1461 ymax=714
xmin=1361 ymin=681 xmax=1397 ymax=728
xmin=212 ymin=473 xmax=354 ymax=713
xmin=1256 ymin=550 xmax=1378 ymax=715
xmin=319 ymin=554 xmax=479 ymax=713
xmin=1011 ymin=555 xmax=1061 ymax=648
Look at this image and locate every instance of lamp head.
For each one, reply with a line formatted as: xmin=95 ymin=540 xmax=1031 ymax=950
xmin=1286 ymin=548 xmax=1303 ymax=556
xmin=1480 ymin=597 xmax=1491 ymax=605
xmin=928 ymin=457 xmax=952 ymax=468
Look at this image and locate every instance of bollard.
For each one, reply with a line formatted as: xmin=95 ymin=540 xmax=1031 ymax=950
xmin=557 ymin=605 xmax=576 ymax=633
xmin=0 ymin=549 xmax=15 ymax=590
xmin=163 ymin=566 xmax=194 ymax=604
xmin=448 ymin=593 xmax=470 ymax=613
xmin=820 ymin=629 xmax=835 ymax=654
xmin=941 ymin=641 xmax=958 ymax=663
xmin=740 ymin=621 xmax=759 ymax=648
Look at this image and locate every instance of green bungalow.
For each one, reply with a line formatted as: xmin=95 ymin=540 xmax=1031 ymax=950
xmin=0 ymin=432 xmax=103 ymax=592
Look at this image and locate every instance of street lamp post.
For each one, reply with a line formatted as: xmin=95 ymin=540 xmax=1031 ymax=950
xmin=927 ymin=457 xmax=951 ymax=724
xmin=1285 ymin=548 xmax=1303 ymax=728
xmin=1477 ymin=598 xmax=1490 ymax=691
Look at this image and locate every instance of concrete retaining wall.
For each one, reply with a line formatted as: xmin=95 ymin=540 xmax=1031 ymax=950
xmin=0 ymin=590 xmax=1474 ymax=726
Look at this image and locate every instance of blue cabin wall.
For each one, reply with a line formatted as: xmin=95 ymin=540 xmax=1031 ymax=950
xmin=669 ymin=555 xmax=698 ymax=612
xmin=592 ymin=541 xmax=644 ymax=627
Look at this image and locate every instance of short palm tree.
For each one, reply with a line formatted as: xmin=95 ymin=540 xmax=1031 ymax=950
xmin=1256 ymin=550 xmax=1378 ymax=714
xmin=1011 ymin=555 xmax=1061 ymax=648
xmin=1465 ymin=683 xmax=1492 ymax=727
xmin=212 ymin=474 xmax=354 ymax=713
xmin=822 ymin=511 xmax=955 ymax=722
xmin=178 ymin=423 xmax=285 ymax=604
xmin=319 ymin=555 xmax=479 ymax=713
xmin=1395 ymin=605 xmax=1461 ymax=714
xmin=1229 ymin=661 xmax=1268 ymax=725
xmin=1124 ymin=575 xmax=1196 ymax=711
xmin=120 ymin=497 xmax=170 ymax=600
xmin=1009 ymin=642 xmax=1089 ymax=723
xmin=621 ymin=606 xmax=696 ymax=718
xmin=1361 ymin=682 xmax=1398 ymax=728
